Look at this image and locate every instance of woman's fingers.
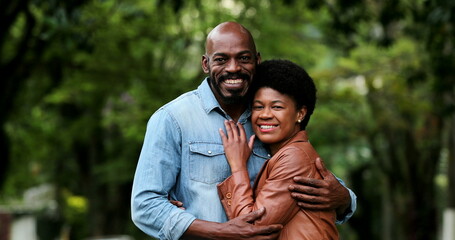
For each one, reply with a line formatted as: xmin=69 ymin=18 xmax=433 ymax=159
xmin=223 ymin=120 xmax=251 ymax=144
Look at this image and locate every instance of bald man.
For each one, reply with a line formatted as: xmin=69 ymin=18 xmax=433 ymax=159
xmin=131 ymin=22 xmax=356 ymax=240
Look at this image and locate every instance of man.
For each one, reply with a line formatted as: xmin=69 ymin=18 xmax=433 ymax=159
xmin=131 ymin=21 xmax=356 ymax=240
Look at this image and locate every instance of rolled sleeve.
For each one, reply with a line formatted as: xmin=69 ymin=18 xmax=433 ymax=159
xmin=160 ymin=209 xmax=197 ymax=240
xmin=335 ymin=177 xmax=357 ymax=224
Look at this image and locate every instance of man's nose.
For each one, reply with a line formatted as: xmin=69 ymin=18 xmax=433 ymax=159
xmin=225 ymin=59 xmax=241 ymax=72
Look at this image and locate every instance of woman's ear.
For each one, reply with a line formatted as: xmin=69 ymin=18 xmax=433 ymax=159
xmin=297 ymin=107 xmax=307 ymax=123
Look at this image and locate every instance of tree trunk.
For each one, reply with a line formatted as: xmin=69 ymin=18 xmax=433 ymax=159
xmin=442 ymin=111 xmax=455 ymax=240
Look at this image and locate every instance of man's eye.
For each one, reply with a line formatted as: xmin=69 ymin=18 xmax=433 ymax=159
xmin=272 ymin=106 xmax=283 ymax=109
xmin=239 ymin=56 xmax=251 ymax=62
xmin=214 ymin=58 xmax=226 ymax=62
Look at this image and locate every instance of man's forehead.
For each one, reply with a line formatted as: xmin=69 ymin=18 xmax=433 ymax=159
xmin=207 ymin=45 xmax=254 ymax=57
xmin=206 ymin=33 xmax=255 ymax=55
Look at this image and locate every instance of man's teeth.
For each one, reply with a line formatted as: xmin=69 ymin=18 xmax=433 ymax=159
xmin=260 ymin=125 xmax=276 ymax=129
xmin=225 ymin=79 xmax=243 ymax=84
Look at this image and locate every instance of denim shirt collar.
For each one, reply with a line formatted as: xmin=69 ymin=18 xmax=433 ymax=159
xmin=197 ymin=78 xmax=252 ymax=124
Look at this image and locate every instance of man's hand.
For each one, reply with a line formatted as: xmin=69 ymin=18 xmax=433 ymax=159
xmin=184 ymin=208 xmax=282 ymax=240
xmin=288 ymin=157 xmax=350 ymax=217
xmin=169 ymin=199 xmax=185 ymax=210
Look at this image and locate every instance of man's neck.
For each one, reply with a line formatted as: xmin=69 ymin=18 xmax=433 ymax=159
xmin=209 ymin=80 xmax=248 ymax=122
xmin=219 ymin=102 xmax=247 ymax=122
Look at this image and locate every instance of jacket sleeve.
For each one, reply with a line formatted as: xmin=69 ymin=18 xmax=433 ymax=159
xmin=218 ymin=147 xmax=314 ymax=226
xmin=131 ymin=109 xmax=196 ymax=240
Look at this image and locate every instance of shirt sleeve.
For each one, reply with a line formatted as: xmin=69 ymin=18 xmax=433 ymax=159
xmin=217 ymin=147 xmax=313 ymax=226
xmin=334 ymin=176 xmax=357 ymax=224
xmin=131 ymin=109 xmax=196 ymax=240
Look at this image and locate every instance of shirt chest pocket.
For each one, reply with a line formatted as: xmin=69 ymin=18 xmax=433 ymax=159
xmin=189 ymin=142 xmax=231 ymax=184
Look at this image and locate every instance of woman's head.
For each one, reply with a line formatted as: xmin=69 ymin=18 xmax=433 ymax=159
xmin=249 ymin=59 xmax=317 ymax=153
xmin=251 ymin=59 xmax=317 ymax=130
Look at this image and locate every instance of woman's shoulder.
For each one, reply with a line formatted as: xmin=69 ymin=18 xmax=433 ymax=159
xmin=284 ymin=141 xmax=314 ymax=155
xmin=273 ymin=143 xmax=318 ymax=166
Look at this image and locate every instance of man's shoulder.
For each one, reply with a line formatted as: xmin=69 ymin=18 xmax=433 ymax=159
xmin=158 ymin=88 xmax=202 ymax=113
xmin=147 ymin=89 xmax=201 ymax=128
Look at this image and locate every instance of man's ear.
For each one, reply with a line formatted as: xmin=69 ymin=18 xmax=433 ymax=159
xmin=256 ymin=52 xmax=261 ymax=64
xmin=201 ymin=55 xmax=209 ymax=74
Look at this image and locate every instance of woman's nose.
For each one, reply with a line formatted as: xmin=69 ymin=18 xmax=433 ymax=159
xmin=259 ymin=107 xmax=273 ymax=119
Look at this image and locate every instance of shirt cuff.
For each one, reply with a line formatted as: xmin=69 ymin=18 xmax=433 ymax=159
xmin=159 ymin=208 xmax=197 ymax=240
xmin=335 ymin=187 xmax=357 ymax=224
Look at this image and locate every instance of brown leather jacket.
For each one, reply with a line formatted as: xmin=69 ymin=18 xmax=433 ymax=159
xmin=217 ymin=131 xmax=339 ymax=240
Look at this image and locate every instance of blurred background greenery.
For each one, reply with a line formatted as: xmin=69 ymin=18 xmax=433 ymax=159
xmin=0 ymin=0 xmax=454 ymax=239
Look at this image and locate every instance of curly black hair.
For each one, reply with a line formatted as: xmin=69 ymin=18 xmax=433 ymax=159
xmin=250 ymin=59 xmax=317 ymax=130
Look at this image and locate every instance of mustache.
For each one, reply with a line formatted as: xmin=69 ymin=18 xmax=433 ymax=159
xmin=219 ymin=73 xmax=250 ymax=81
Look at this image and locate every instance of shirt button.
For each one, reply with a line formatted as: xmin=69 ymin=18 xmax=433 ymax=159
xmin=267 ymin=154 xmax=271 ymax=157
xmin=226 ymin=192 xmax=232 ymax=199
xmin=227 ymin=200 xmax=232 ymax=206
xmin=208 ymin=150 xmax=212 ymax=154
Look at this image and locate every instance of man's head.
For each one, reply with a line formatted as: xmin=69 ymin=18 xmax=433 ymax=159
xmin=202 ymin=22 xmax=261 ymax=106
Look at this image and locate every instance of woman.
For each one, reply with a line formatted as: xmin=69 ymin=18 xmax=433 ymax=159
xmin=217 ymin=59 xmax=339 ymax=239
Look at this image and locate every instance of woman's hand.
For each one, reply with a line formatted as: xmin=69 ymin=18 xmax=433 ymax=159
xmin=219 ymin=120 xmax=255 ymax=173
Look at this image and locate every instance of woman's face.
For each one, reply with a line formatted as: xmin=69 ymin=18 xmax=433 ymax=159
xmin=252 ymin=87 xmax=306 ymax=154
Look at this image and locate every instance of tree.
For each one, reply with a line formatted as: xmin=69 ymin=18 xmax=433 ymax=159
xmin=307 ymin=0 xmax=455 ymax=239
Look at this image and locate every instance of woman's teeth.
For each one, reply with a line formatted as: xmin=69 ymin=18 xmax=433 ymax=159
xmin=260 ymin=125 xmax=276 ymax=129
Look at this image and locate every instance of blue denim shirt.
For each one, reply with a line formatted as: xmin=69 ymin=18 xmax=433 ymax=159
xmin=131 ymin=79 xmax=356 ymax=240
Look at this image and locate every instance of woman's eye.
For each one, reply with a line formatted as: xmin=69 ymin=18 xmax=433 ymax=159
xmin=252 ymin=105 xmax=263 ymax=110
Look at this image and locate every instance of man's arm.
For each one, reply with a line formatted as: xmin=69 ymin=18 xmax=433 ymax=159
xmin=184 ymin=208 xmax=282 ymax=240
xmin=132 ymin=110 xmax=198 ymax=239
xmin=288 ymin=158 xmax=357 ymax=223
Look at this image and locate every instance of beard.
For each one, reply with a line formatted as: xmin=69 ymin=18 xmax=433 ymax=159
xmin=217 ymin=88 xmax=245 ymax=104
xmin=209 ymin=73 xmax=251 ymax=105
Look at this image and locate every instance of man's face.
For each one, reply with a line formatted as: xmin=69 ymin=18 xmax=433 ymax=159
xmin=202 ymin=31 xmax=260 ymax=105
